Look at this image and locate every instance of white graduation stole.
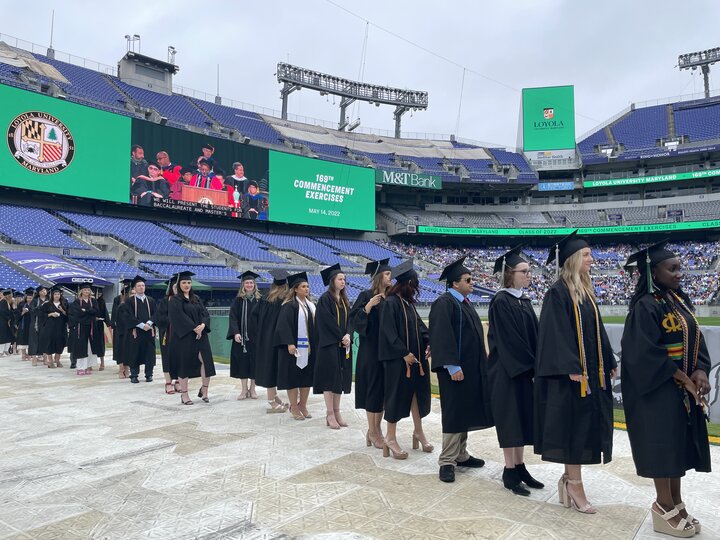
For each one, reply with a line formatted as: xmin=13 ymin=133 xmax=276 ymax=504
xmin=296 ymin=299 xmax=315 ymax=369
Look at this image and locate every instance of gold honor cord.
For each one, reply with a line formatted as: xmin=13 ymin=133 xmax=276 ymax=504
xmin=668 ymin=291 xmax=701 ymax=375
xmin=335 ymin=299 xmax=349 ymax=359
xmin=572 ymin=297 xmax=606 ymax=398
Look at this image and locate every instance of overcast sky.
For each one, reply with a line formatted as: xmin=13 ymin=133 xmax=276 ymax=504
xmin=2 ymin=0 xmax=719 ymax=147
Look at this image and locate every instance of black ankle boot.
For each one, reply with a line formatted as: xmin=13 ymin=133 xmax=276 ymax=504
xmin=516 ymin=463 xmax=544 ymax=489
xmin=502 ymin=467 xmax=530 ymax=496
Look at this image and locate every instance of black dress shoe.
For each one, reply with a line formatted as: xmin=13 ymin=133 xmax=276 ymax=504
xmin=130 ymin=376 xmax=139 ymax=384
xmin=145 ymin=376 xmax=153 ymax=383
xmin=502 ymin=467 xmax=530 ymax=496
xmin=70 ymin=362 xmax=77 ymax=369
xmin=457 ymin=456 xmax=485 ymax=468
xmin=439 ymin=465 xmax=455 ymax=483
xmin=516 ymin=463 xmax=544 ymax=489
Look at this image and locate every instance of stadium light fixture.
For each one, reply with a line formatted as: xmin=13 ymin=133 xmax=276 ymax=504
xmin=678 ymin=46 xmax=720 ymax=98
xmin=276 ymin=62 xmax=428 ymax=138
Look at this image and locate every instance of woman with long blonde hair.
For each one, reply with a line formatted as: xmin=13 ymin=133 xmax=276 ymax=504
xmin=228 ymin=271 xmax=262 ymax=400
xmin=534 ymin=231 xmax=617 ymax=514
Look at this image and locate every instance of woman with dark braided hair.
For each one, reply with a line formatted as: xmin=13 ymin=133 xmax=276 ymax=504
xmin=621 ymin=241 xmax=711 ymax=538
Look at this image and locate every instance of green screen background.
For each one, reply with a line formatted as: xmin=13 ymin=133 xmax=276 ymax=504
xmin=0 ymin=85 xmax=130 ymax=202
xmin=269 ymin=151 xmax=376 ymax=230
xmin=522 ymin=85 xmax=576 ymax=151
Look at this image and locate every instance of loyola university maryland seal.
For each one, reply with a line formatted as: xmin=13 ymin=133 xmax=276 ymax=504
xmin=7 ymin=111 xmax=75 ymax=174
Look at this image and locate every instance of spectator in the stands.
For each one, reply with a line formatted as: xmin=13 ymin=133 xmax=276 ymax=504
xmin=242 ymin=180 xmax=268 ymax=220
xmin=130 ymin=145 xmax=150 ymax=185
xmin=191 ymin=159 xmax=224 ymax=190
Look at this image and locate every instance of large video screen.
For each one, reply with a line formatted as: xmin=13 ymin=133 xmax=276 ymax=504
xmin=269 ymin=151 xmax=376 ymax=231
xmin=130 ymin=120 xmax=270 ymax=219
xmin=521 ymin=85 xmax=575 ymax=152
xmin=0 ymin=84 xmax=130 ymax=202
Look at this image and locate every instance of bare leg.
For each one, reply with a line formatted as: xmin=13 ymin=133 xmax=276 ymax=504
xmin=324 ymin=391 xmax=339 ymax=428
xmin=375 ymin=412 xmax=385 ymax=440
xmin=249 ymin=379 xmax=258 ymax=399
xmin=333 ymin=393 xmax=346 ymax=426
xmin=287 ymin=388 xmax=300 ymax=416
xmin=200 ymin=355 xmax=209 ymax=398
xmin=54 ymin=353 xmax=62 ymax=367
xmin=565 ymin=465 xmax=594 ymax=511
xmin=239 ymin=378 xmax=249 ymax=400
xmin=410 ymin=394 xmax=430 ymax=446
xmin=179 ymin=377 xmax=192 ymax=403
xmin=653 ymin=478 xmax=692 ymax=530
xmin=503 ymin=448 xmax=517 ymax=468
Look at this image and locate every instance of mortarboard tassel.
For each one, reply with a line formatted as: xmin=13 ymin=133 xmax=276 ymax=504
xmin=646 ymin=252 xmax=654 ymax=294
xmin=555 ymin=245 xmax=560 ymax=279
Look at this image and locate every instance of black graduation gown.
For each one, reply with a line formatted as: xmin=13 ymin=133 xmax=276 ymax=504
xmin=131 ymin=178 xmax=170 ymax=206
xmin=15 ymin=301 xmax=32 ymax=346
xmin=379 ymin=295 xmax=431 ymax=423
xmin=488 ymin=290 xmax=539 ymax=447
xmin=228 ymin=295 xmax=259 ymax=379
xmin=0 ymin=299 xmax=13 ymax=345
xmin=94 ymin=297 xmax=109 ymax=357
xmin=38 ymin=301 xmax=68 ymax=354
xmin=154 ymin=297 xmax=175 ymax=376
xmin=350 ymin=290 xmax=385 ymax=412
xmin=168 ymin=295 xmax=215 ymax=379
xmin=67 ymin=299 xmax=104 ymax=359
xmin=621 ymin=292 xmax=711 ymax=478
xmin=252 ymin=298 xmax=283 ymax=388
xmin=534 ymin=281 xmax=616 ymax=465
xmin=429 ymin=292 xmax=493 ymax=434
xmin=28 ymin=298 xmax=47 ymax=355
xmin=110 ymin=295 xmax=127 ymax=365
xmin=313 ymin=292 xmax=353 ymax=394
xmin=275 ymin=299 xmax=316 ymax=390
xmin=118 ymin=296 xmax=157 ymax=370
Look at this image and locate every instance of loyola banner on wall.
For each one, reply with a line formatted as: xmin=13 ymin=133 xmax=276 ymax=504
xmin=3 ymin=251 xmax=111 ymax=285
xmin=375 ymin=169 xmax=442 ymax=190
xmin=521 ymin=85 xmax=576 ymax=152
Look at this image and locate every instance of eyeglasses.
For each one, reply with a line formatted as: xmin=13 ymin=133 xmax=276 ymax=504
xmin=512 ymin=269 xmax=532 ymax=275
xmin=462 ymin=277 xmax=472 ymax=283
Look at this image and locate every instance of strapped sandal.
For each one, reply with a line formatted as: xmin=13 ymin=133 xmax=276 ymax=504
xmin=197 ymin=385 xmax=209 ymax=403
xmin=675 ymin=502 xmax=700 ymax=535
xmin=651 ymin=502 xmax=695 ymax=538
xmin=565 ymin=479 xmax=597 ymax=514
xmin=164 ymin=383 xmax=176 ymax=394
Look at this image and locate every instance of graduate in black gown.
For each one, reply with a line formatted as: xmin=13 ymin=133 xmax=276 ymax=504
xmin=68 ymin=282 xmax=104 ymax=376
xmin=119 ymin=276 xmax=156 ymax=383
xmin=39 ymin=286 xmax=68 ymax=367
xmin=350 ymin=258 xmax=392 ymax=449
xmin=94 ymin=287 xmax=110 ymax=371
xmin=169 ymin=271 xmax=216 ymax=405
xmin=314 ymin=264 xmax=353 ymax=429
xmin=131 ymin=162 xmax=171 ymax=206
xmin=534 ymin=231 xmax=617 ymax=515
xmin=378 ymin=259 xmax=431 ymax=460
xmin=155 ymin=279 xmax=179 ymax=395
xmin=621 ymin=242 xmax=711 ymax=537
xmin=275 ymin=272 xmax=316 ymax=421
xmin=15 ymin=288 xmax=35 ymax=361
xmin=11 ymin=291 xmax=24 ymax=355
xmin=253 ymin=270 xmax=289 ymax=413
xmin=430 ymin=257 xmax=492 ymax=483
xmin=228 ymin=271 xmax=261 ymax=400
xmin=110 ymin=279 xmax=132 ymax=379
xmin=0 ymin=289 xmax=13 ymax=356
xmin=487 ymin=246 xmax=544 ymax=495
xmin=27 ymin=285 xmax=48 ymax=365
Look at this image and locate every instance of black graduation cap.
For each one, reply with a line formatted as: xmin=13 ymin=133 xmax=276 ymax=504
xmin=320 ymin=264 xmax=343 ymax=286
xmin=493 ymin=245 xmax=526 ymax=274
xmin=147 ymin=161 xmax=160 ymax=169
xmin=269 ymin=269 xmax=288 ymax=285
xmin=248 ymin=179 xmax=259 ymax=189
xmin=238 ymin=270 xmax=260 ymax=281
xmin=50 ymin=285 xmax=63 ymax=294
xmin=130 ymin=275 xmax=146 ymax=288
xmin=77 ymin=282 xmax=93 ymax=292
xmin=287 ymin=271 xmax=308 ymax=289
xmin=546 ymin=230 xmax=590 ymax=268
xmin=392 ymin=259 xmax=416 ymax=282
xmin=439 ymin=256 xmax=471 ymax=285
xmin=198 ymin=158 xmax=211 ymax=168
xmin=1 ymin=288 xmax=12 ymax=295
xmin=36 ymin=285 xmax=48 ymax=293
xmin=624 ymin=240 xmax=676 ymax=272
xmin=174 ymin=271 xmax=196 ymax=283
xmin=180 ymin=167 xmax=194 ymax=176
xmin=214 ymin=167 xmax=226 ymax=177
xmin=365 ymin=258 xmax=391 ymax=277
xmin=24 ymin=287 xmax=35 ymax=296
xmin=201 ymin=143 xmax=214 ymax=151
xmin=13 ymin=290 xmax=24 ymax=298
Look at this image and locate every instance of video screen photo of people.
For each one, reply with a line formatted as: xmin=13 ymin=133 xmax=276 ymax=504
xmin=129 ymin=125 xmax=269 ymax=220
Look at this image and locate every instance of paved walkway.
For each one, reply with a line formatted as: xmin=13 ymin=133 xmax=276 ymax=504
xmin=0 ymin=352 xmax=718 ymax=540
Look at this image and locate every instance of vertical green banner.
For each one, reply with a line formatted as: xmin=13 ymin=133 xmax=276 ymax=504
xmin=522 ymin=85 xmax=575 ymax=151
xmin=1 ymin=84 xmax=130 ymax=202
